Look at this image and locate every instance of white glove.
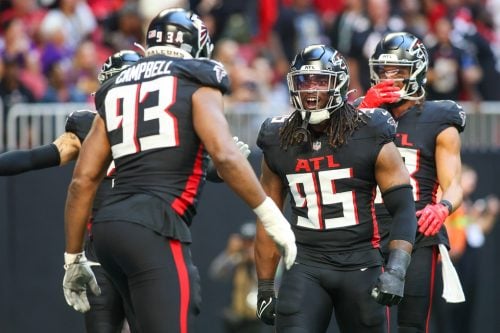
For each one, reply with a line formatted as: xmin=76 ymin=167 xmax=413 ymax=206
xmin=63 ymin=252 xmax=101 ymax=313
xmin=233 ymin=136 xmax=251 ymax=159
xmin=254 ymin=197 xmax=297 ymax=270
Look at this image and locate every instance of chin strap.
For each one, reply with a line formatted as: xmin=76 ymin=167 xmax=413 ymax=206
xmin=293 ymin=112 xmax=311 ymax=144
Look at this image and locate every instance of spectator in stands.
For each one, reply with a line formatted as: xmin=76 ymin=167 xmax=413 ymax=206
xmin=347 ymin=0 xmax=405 ymax=99
xmin=101 ymin=2 xmax=144 ymax=53
xmin=273 ymin=0 xmax=328 ymax=62
xmin=328 ymin=0 xmax=364 ymax=56
xmin=426 ymin=16 xmax=482 ymax=102
xmin=40 ymin=60 xmax=86 ymax=103
xmin=39 ymin=0 xmax=97 ymax=53
xmin=0 ymin=57 xmax=37 ymax=111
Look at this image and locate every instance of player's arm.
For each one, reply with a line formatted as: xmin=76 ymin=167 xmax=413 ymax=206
xmin=0 ymin=132 xmax=81 ymax=176
xmin=254 ymin=158 xmax=285 ymax=325
xmin=63 ymin=114 xmax=109 ymax=313
xmin=417 ymin=127 xmax=463 ymax=236
xmin=205 ymin=137 xmax=251 ymax=183
xmin=373 ymin=142 xmax=417 ymax=306
xmin=65 ymin=114 xmax=111 ymax=254
xmin=192 ymin=86 xmax=296 ymax=270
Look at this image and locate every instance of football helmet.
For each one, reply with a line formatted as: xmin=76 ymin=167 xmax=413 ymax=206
xmin=145 ymin=8 xmax=213 ymax=59
xmin=369 ymin=32 xmax=428 ymax=101
xmin=98 ymin=50 xmax=142 ymax=84
xmin=287 ymin=44 xmax=349 ymax=124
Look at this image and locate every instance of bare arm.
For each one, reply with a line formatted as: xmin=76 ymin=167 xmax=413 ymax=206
xmin=436 ymin=127 xmax=463 ymax=212
xmin=65 ymin=115 xmax=111 ymax=253
xmin=375 ymin=142 xmax=414 ymax=253
xmin=255 ymin=158 xmax=285 ymax=280
xmin=192 ymin=86 xmax=267 ymax=208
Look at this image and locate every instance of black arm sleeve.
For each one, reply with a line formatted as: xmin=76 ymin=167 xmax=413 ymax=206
xmin=0 ymin=144 xmax=61 ymax=176
xmin=205 ymin=159 xmax=224 ymax=183
xmin=382 ymin=184 xmax=417 ymax=244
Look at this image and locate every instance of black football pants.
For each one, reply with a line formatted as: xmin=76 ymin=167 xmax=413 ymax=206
xmin=85 ymin=238 xmax=136 ymax=333
xmin=275 ymin=262 xmax=388 ymax=333
xmin=396 ymin=246 xmax=438 ymax=333
xmin=92 ymin=221 xmax=201 ymax=333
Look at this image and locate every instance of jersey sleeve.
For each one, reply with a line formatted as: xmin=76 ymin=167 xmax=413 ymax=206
xmin=64 ymin=109 xmax=97 ymax=142
xmin=434 ymin=100 xmax=466 ymax=133
xmin=177 ymin=59 xmax=230 ymax=94
xmin=360 ymin=108 xmax=397 ymax=146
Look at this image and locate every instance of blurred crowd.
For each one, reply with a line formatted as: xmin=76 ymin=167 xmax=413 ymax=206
xmin=1 ymin=0 xmax=500 ymax=120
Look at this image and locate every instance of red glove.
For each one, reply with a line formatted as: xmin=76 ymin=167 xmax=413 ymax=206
xmin=416 ymin=203 xmax=450 ymax=236
xmin=359 ymin=80 xmax=400 ymax=109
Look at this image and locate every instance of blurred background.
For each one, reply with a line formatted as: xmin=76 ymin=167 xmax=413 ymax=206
xmin=0 ymin=0 xmax=499 ymax=332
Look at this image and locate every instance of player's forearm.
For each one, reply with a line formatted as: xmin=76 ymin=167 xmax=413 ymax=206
xmin=214 ymin=155 xmax=267 ymax=208
xmin=440 ymin=181 xmax=463 ymax=214
xmin=255 ymin=223 xmax=282 ymax=279
xmin=383 ymin=184 xmax=418 ymax=245
xmin=0 ymin=144 xmax=61 ymax=176
xmin=64 ymin=178 xmax=98 ymax=253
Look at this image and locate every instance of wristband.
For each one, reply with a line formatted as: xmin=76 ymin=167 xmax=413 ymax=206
xmin=258 ymin=279 xmax=275 ymax=293
xmin=64 ymin=251 xmax=86 ymax=266
xmin=253 ymin=197 xmax=279 ymax=223
xmin=439 ymin=200 xmax=453 ymax=214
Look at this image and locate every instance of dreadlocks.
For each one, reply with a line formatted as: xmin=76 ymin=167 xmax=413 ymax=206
xmin=279 ymin=102 xmax=365 ymax=150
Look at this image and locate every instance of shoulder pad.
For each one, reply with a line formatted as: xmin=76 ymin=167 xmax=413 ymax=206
xmin=257 ymin=116 xmax=289 ymax=150
xmin=65 ymin=109 xmax=96 ymax=143
xmin=360 ymin=108 xmax=397 ymax=144
xmin=176 ymin=58 xmax=230 ymax=94
xmin=425 ymin=100 xmax=466 ymax=133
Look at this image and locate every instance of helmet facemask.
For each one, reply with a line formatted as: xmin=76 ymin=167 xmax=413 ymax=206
xmin=287 ymin=69 xmax=348 ymax=125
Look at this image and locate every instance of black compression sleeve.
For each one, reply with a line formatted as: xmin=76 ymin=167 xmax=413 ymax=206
xmin=0 ymin=144 xmax=61 ymax=176
xmin=205 ymin=159 xmax=224 ymax=183
xmin=382 ymin=184 xmax=417 ymax=244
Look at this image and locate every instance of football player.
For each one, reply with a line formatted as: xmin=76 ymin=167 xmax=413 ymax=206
xmin=254 ymin=44 xmax=418 ymax=332
xmin=359 ymin=32 xmax=466 ymax=333
xmin=62 ymin=8 xmax=296 ymax=333
xmin=0 ymin=49 xmax=252 ymax=332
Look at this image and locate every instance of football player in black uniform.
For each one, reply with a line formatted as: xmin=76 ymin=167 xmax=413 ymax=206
xmin=62 ymin=8 xmax=297 ymax=333
xmin=359 ymin=32 xmax=466 ymax=333
xmin=254 ymin=44 xmax=418 ymax=333
xmin=0 ymin=50 xmax=142 ymax=333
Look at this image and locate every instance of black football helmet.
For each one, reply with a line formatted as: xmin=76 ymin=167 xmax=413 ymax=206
xmin=145 ymin=8 xmax=213 ymax=59
xmin=287 ymin=44 xmax=349 ymax=124
xmin=98 ymin=50 xmax=142 ymax=84
xmin=369 ymin=32 xmax=428 ymax=100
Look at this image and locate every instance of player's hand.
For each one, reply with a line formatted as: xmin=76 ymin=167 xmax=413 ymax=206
xmin=253 ymin=197 xmax=297 ymax=270
xmin=233 ymin=136 xmax=251 ymax=159
xmin=359 ymin=80 xmax=400 ymax=109
xmin=256 ymin=280 xmax=276 ymax=325
xmin=63 ymin=252 xmax=101 ymax=313
xmin=371 ymin=248 xmax=411 ymax=306
xmin=416 ymin=203 xmax=450 ymax=236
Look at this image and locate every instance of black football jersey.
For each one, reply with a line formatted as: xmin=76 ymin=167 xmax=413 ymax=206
xmin=374 ymin=100 xmax=466 ymax=250
xmin=93 ymin=54 xmax=230 ymax=242
xmin=257 ymin=109 xmax=396 ymax=270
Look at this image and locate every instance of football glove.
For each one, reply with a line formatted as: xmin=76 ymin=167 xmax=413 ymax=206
xmin=256 ymin=279 xmax=276 ymax=325
xmin=416 ymin=202 xmax=450 ymax=236
xmin=63 ymin=252 xmax=101 ymax=313
xmin=253 ymin=197 xmax=297 ymax=270
xmin=371 ymin=248 xmax=411 ymax=306
xmin=233 ymin=136 xmax=251 ymax=158
xmin=359 ymin=80 xmax=400 ymax=109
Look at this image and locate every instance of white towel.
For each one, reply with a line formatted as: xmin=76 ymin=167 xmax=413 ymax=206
xmin=438 ymin=244 xmax=466 ymax=303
